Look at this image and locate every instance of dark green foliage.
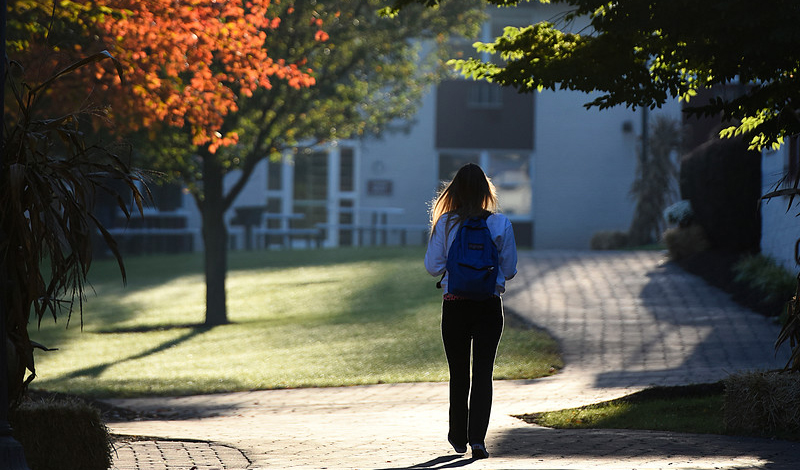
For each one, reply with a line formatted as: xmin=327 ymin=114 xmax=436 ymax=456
xmin=732 ymin=254 xmax=796 ymax=317
xmin=679 ymin=136 xmax=761 ymax=253
xmin=10 ymin=398 xmax=113 ymax=470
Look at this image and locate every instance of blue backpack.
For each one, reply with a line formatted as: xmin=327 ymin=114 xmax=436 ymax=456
xmin=440 ymin=215 xmax=499 ymax=300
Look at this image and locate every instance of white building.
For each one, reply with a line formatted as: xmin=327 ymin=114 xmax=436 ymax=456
xmin=761 ymin=138 xmax=800 ymax=273
xmin=116 ymin=3 xmax=682 ymax=253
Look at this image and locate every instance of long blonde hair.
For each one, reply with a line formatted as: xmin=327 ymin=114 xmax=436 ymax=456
xmin=429 ymin=163 xmax=498 ymax=238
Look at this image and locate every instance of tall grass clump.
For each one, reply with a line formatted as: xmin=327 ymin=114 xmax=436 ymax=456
xmin=724 ymin=371 xmax=800 ymax=438
xmin=10 ymin=398 xmax=112 ymax=470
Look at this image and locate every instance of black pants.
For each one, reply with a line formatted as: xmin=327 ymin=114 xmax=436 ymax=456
xmin=441 ymin=296 xmax=504 ymax=447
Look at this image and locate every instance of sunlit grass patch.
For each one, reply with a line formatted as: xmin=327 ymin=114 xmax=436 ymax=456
xmin=31 ymin=246 xmax=561 ymax=398
xmin=517 ymin=383 xmax=725 ymax=435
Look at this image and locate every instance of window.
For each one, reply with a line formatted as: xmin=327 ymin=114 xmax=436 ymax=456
xmin=468 ymin=82 xmax=503 ymax=109
xmin=438 ymin=153 xmax=477 ymax=183
xmin=267 ymin=157 xmax=282 ymax=191
xmin=489 ymin=153 xmax=531 ymax=216
xmin=340 ymin=147 xmax=354 ymax=192
xmin=293 ymin=150 xmax=328 ymax=228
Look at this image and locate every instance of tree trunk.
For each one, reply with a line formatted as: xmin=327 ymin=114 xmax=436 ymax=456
xmin=201 ymin=151 xmax=229 ymax=326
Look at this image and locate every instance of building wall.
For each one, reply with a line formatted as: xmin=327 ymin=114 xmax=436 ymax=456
xmin=761 ymin=147 xmax=800 ymax=274
xmin=359 ymin=89 xmax=440 ymax=229
xmin=436 ymin=80 xmax=534 ymax=150
xmin=532 ymin=89 xmax=681 ymax=249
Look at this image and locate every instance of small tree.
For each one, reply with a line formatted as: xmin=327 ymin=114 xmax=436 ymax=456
xmin=628 ymin=115 xmax=680 ymax=246
xmin=97 ymin=0 xmax=484 ymax=326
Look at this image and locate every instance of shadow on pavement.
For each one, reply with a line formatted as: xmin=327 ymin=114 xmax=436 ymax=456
xmin=492 ymin=425 xmax=798 ymax=469
xmin=591 ymin=260 xmax=791 ymax=390
xmin=376 ymin=454 xmax=480 ymax=469
xmin=105 ymin=401 xmax=242 ymax=421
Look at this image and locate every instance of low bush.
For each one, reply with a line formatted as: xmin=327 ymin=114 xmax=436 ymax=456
xmin=10 ymin=397 xmax=112 ymax=470
xmin=724 ymin=371 xmax=800 ymax=438
xmin=663 ymin=200 xmax=694 ymax=227
xmin=733 ymin=254 xmax=796 ymax=317
xmin=590 ymin=230 xmax=630 ymax=250
xmin=663 ymin=225 xmax=709 ymax=260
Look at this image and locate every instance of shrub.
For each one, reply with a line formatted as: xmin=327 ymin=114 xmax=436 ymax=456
xmin=590 ymin=230 xmax=630 ymax=250
xmin=733 ymin=254 xmax=796 ymax=316
xmin=724 ymin=371 xmax=800 ymax=437
xmin=679 ymin=135 xmax=761 ymax=253
xmin=10 ymin=398 xmax=113 ymax=470
xmin=663 ymin=200 xmax=694 ymax=227
xmin=663 ymin=225 xmax=709 ymax=260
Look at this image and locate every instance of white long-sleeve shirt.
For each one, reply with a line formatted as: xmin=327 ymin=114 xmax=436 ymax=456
xmin=424 ymin=213 xmax=518 ymax=296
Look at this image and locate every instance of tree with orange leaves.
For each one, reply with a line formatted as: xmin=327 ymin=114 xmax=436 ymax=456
xmin=11 ymin=0 xmax=484 ymax=326
xmin=88 ymin=0 xmax=329 ymax=326
xmin=95 ymin=0 xmax=317 ymax=152
xmin=113 ymin=0 xmax=483 ymax=326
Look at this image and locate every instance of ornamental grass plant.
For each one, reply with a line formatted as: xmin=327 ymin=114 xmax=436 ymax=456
xmin=10 ymin=397 xmax=112 ymax=470
xmin=724 ymin=371 xmax=800 ymax=438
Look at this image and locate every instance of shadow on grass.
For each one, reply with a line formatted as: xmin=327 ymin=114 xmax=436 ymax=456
xmin=94 ymin=246 xmax=423 ymax=292
xmin=95 ymin=323 xmax=209 ymax=334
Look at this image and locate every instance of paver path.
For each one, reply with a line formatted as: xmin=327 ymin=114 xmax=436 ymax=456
xmin=107 ymin=250 xmax=798 ymax=469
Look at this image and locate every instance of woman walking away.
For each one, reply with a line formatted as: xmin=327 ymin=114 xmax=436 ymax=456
xmin=424 ymin=163 xmax=518 ymax=460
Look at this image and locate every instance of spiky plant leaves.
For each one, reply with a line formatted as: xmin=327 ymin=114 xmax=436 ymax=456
xmin=1 ymin=52 xmax=148 ymax=405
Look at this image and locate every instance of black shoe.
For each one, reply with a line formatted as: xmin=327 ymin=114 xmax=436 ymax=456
xmin=448 ymin=437 xmax=467 ymax=454
xmin=471 ymin=444 xmax=489 ymax=459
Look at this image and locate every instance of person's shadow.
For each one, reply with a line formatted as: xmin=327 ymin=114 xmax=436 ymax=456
xmin=376 ymin=455 xmax=479 ymax=469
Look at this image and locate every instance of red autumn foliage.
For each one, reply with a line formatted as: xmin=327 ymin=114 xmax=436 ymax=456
xmin=93 ymin=0 xmax=326 ymax=152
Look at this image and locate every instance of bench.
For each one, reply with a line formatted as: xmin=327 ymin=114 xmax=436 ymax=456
xmin=252 ymin=227 xmax=323 ymax=249
xmin=317 ymin=223 xmax=429 ymax=246
xmin=106 ymin=227 xmax=198 ymax=254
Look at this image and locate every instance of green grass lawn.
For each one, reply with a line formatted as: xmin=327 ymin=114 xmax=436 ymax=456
xmin=30 ymin=246 xmax=562 ymax=398
xmin=522 ymin=394 xmax=725 ymax=435
xmin=517 ymin=382 xmax=800 ymax=441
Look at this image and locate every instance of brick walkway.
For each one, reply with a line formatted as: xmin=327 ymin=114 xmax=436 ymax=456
xmin=106 ymin=250 xmax=798 ymax=469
